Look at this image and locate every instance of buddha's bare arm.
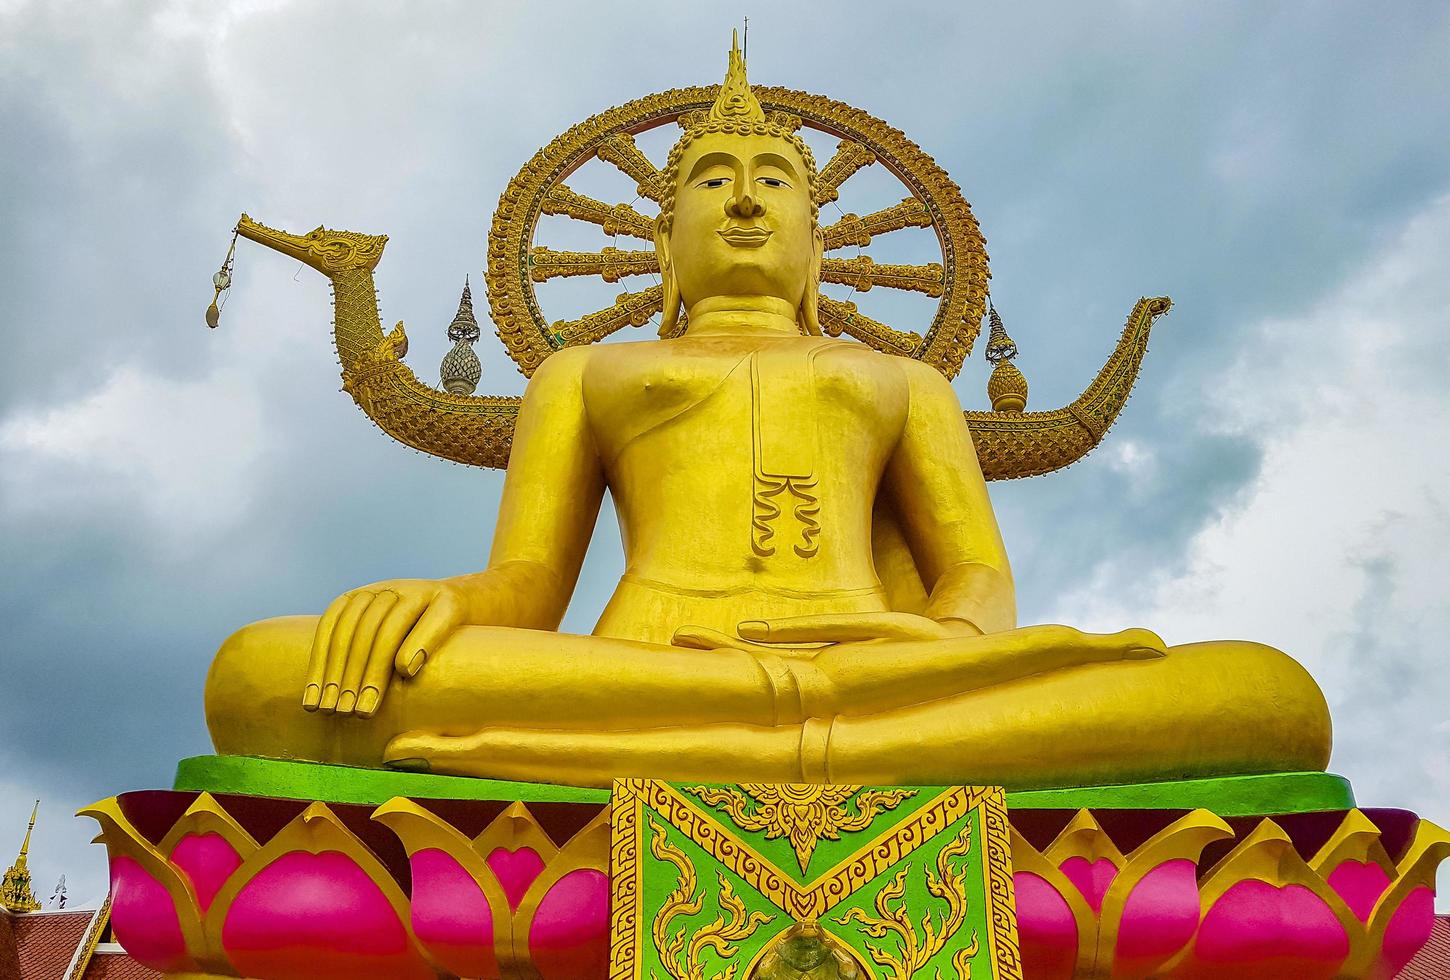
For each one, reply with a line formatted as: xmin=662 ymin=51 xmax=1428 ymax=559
xmin=727 ymin=358 xmax=1015 ymax=647
xmin=302 ymin=347 xmax=605 ymax=717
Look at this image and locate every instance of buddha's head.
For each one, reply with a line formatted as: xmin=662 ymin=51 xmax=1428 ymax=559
xmin=655 ymin=34 xmax=824 ymax=335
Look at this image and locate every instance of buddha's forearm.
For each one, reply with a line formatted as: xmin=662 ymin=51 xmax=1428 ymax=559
xmin=446 ymin=560 xmax=570 ymax=630
xmin=922 ymin=561 xmax=1016 ymax=634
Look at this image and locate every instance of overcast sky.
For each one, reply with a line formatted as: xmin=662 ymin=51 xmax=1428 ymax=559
xmin=2 ymin=0 xmax=1448 ymax=912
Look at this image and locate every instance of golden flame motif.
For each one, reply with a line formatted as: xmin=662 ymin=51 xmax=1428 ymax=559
xmin=833 ymin=820 xmax=978 ymax=980
xmin=649 ymin=816 xmax=776 ymax=980
xmin=709 ymin=30 xmax=766 ymax=125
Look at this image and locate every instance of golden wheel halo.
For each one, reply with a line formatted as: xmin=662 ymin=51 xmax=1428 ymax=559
xmin=485 ymin=84 xmax=990 ymax=379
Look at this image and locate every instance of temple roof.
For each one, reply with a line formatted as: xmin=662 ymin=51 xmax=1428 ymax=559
xmin=80 ymin=947 xmax=162 ymax=979
xmin=6 ymin=908 xmax=92 ymax=979
xmin=0 ymin=901 xmax=157 ymax=980
xmin=1401 ymin=914 xmax=1450 ymax=978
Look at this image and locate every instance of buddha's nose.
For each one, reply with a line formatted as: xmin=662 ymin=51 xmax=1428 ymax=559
xmin=725 ymin=191 xmax=765 ymax=219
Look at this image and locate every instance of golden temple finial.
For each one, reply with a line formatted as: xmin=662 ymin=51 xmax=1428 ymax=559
xmin=709 ymin=29 xmax=766 ymax=125
xmin=984 ymin=302 xmax=1029 ymax=413
xmin=440 ymin=277 xmax=482 ymax=396
xmin=1 ymin=800 xmax=41 ymax=913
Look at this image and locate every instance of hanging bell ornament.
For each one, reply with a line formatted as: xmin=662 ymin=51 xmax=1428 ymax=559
xmin=206 ymin=230 xmax=239 ymax=329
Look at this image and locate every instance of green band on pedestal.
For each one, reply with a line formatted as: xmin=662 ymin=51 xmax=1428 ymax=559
xmin=174 ymin=756 xmax=1354 ymax=815
xmin=1005 ymin=771 xmax=1355 ymax=815
xmin=174 ymin=755 xmax=609 ymax=804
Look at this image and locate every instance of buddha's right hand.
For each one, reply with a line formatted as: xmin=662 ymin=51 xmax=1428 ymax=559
xmin=303 ymin=578 xmax=467 ymax=717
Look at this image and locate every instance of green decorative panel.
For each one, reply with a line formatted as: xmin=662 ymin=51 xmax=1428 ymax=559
xmin=609 ymin=780 xmax=1021 ymax=979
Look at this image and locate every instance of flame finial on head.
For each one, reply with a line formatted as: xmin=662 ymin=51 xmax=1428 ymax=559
xmin=660 ymin=31 xmax=820 ymax=233
xmin=710 ymin=29 xmax=765 ymax=125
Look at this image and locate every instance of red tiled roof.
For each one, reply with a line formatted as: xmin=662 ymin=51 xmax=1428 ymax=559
xmin=1 ymin=911 xmax=22 ymax=980
xmin=80 ymin=951 xmax=160 ymax=980
xmin=11 ymin=910 xmax=91 ymax=980
xmin=1400 ymin=914 xmax=1450 ymax=978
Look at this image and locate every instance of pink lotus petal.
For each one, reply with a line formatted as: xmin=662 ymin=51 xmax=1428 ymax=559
xmin=411 ymin=847 xmax=499 ymax=979
xmin=1325 ymin=859 xmax=1392 ymax=922
xmin=1013 ymin=871 xmax=1078 ymax=980
xmin=108 ymin=855 xmax=191 ymax=973
xmin=168 ymin=832 xmax=241 ymax=912
xmin=1379 ymin=886 xmax=1435 ymax=977
xmin=1114 ymin=859 xmax=1200 ymax=966
xmin=1059 ymin=855 xmax=1117 ymax=913
xmin=529 ymin=869 xmax=609 ymax=980
xmin=1194 ymin=880 xmax=1348 ymax=979
xmin=486 ymin=846 xmax=546 ymax=911
xmin=222 ymin=851 xmax=432 ymax=980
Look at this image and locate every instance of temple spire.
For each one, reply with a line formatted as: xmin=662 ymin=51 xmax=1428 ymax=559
xmin=1 ymin=801 xmax=41 ymax=912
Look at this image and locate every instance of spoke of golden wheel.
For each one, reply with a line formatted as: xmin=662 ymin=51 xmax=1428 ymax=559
xmin=814 ymin=139 xmax=877 ymax=204
xmin=541 ymin=185 xmax=656 ymax=241
xmin=529 ymin=246 xmax=660 ymax=283
xmin=820 ymin=256 xmax=944 ymax=297
xmin=596 ymin=133 xmax=667 ymax=202
xmin=550 ymin=284 xmax=665 ymax=347
xmin=822 ymin=198 xmax=933 ymax=250
xmin=818 ymin=296 xmax=921 ymax=356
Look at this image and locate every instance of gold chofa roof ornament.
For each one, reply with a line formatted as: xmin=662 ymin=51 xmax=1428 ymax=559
xmin=1 ymin=801 xmax=41 ymax=913
xmin=228 ymin=35 xmax=1172 ymax=480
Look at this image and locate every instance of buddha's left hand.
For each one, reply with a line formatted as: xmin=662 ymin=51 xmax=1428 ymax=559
xmin=673 ymin=611 xmax=979 ymax=651
xmin=744 ymin=611 xmax=982 ymax=643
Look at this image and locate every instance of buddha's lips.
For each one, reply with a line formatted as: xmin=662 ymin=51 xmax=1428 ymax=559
xmin=718 ymin=227 xmax=772 ymax=247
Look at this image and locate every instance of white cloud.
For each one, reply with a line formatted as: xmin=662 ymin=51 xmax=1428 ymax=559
xmin=0 ymin=363 xmax=268 ymax=548
xmin=1050 ymin=195 xmax=1450 ymax=903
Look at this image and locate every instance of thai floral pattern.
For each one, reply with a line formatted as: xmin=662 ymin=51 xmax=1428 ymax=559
xmin=686 ymin=784 xmax=916 ymax=873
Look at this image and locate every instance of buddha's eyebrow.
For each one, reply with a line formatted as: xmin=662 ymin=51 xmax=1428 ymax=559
xmin=686 ymin=151 xmax=740 ymax=183
xmin=752 ymin=152 xmax=800 ymax=180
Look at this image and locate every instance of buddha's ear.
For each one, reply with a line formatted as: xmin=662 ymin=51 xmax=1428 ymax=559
xmin=800 ymin=225 xmax=824 ymax=336
xmin=655 ymin=216 xmax=682 ymax=338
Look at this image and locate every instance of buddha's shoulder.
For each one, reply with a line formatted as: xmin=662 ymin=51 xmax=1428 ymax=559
xmin=540 ymin=336 xmax=923 ymax=385
xmin=579 ymin=335 xmax=900 ymax=364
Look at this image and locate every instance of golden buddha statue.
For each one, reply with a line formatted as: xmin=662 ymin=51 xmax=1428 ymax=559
xmin=206 ymin=39 xmax=1330 ymax=790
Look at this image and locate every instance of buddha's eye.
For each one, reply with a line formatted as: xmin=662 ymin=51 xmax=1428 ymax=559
xmin=757 ymin=176 xmax=789 ymax=189
xmin=696 ymin=177 xmax=731 ymax=189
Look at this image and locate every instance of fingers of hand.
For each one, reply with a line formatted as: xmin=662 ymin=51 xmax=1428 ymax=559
xmin=394 ymin=590 xmax=463 ymax=678
xmin=320 ymin=592 xmax=374 ymax=712
xmin=738 ymin=611 xmax=948 ymax=644
xmin=303 ymin=595 xmax=349 ymax=710
xmin=384 ymin=732 xmax=445 ymax=770
xmin=356 ymin=595 xmax=428 ymax=718
xmin=1120 ymin=627 xmax=1168 ymax=658
xmin=1008 ymin=625 xmax=1168 ymax=678
xmin=335 ymin=591 xmax=399 ymax=715
xmin=671 ymin=625 xmax=779 ymax=654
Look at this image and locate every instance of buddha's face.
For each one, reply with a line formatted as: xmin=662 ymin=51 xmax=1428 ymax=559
xmin=663 ymin=131 xmax=819 ymax=312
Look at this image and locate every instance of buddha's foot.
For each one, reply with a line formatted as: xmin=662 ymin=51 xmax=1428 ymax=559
xmin=383 ymin=722 xmax=808 ymax=786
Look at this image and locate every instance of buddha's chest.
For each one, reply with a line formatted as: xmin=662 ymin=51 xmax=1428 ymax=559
xmin=582 ymin=341 xmax=908 ymax=466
